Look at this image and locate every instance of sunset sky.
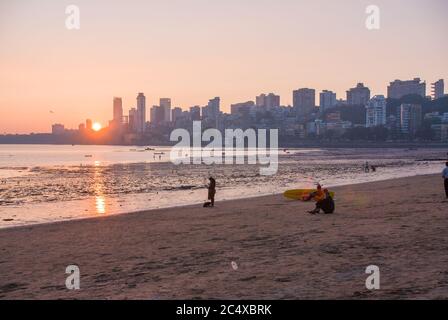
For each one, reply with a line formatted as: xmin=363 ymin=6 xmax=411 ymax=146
xmin=1 ymin=0 xmax=447 ymax=133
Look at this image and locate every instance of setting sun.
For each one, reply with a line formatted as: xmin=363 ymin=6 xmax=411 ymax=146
xmin=92 ymin=122 xmax=102 ymax=132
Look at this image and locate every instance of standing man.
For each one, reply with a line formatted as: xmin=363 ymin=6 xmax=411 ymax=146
xmin=443 ymin=162 xmax=448 ymax=199
xmin=208 ymin=177 xmax=216 ymax=207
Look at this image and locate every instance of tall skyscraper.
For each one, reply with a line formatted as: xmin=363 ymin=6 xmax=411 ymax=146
xmin=387 ymin=78 xmax=426 ymax=99
xmin=128 ymin=108 xmax=137 ymax=132
xmin=346 ymin=83 xmax=370 ymax=105
xmin=293 ymin=88 xmax=316 ymax=117
xmin=202 ymin=97 xmax=220 ymax=120
xmin=431 ymin=79 xmax=444 ymax=100
xmin=319 ymin=90 xmax=337 ymax=112
xmin=113 ymin=97 xmax=123 ymax=124
xmin=365 ymin=95 xmax=387 ymax=127
xmin=150 ymin=105 xmax=164 ymax=125
xmin=160 ymin=98 xmax=171 ymax=122
xmin=136 ymin=93 xmax=146 ymax=133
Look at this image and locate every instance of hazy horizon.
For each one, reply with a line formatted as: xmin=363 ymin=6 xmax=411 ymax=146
xmin=1 ymin=0 xmax=447 ymax=134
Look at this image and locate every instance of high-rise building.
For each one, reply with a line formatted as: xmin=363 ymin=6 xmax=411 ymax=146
xmin=231 ymin=101 xmax=255 ymax=115
xmin=128 ymin=108 xmax=137 ymax=132
xmin=113 ymin=97 xmax=123 ymax=124
xmin=160 ymin=98 xmax=171 ymax=122
xmin=387 ymin=78 xmax=426 ymax=99
xmin=319 ymin=90 xmax=337 ymax=112
xmin=399 ymin=103 xmax=422 ymax=135
xmin=86 ymin=119 xmax=92 ymax=131
xmin=202 ymin=97 xmax=220 ymax=120
xmin=346 ymin=83 xmax=370 ymax=105
xmin=52 ymin=124 xmax=65 ymax=135
xmin=256 ymin=93 xmax=280 ymax=110
xmin=136 ymin=93 xmax=146 ymax=133
xmin=190 ymin=106 xmax=201 ymax=121
xmin=365 ymin=95 xmax=387 ymax=127
xmin=293 ymin=88 xmax=316 ymax=116
xmin=171 ymin=107 xmax=183 ymax=122
xmin=150 ymin=105 xmax=164 ymax=125
xmin=431 ymin=79 xmax=444 ymax=100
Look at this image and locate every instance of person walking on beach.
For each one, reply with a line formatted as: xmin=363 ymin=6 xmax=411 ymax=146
xmin=207 ymin=177 xmax=216 ymax=207
xmin=364 ymin=161 xmax=370 ymax=173
xmin=443 ymin=162 xmax=448 ymax=199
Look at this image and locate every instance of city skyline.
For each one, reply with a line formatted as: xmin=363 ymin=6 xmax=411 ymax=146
xmin=1 ymin=0 xmax=447 ymax=133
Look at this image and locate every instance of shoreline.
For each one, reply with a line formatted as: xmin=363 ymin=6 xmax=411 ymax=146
xmin=1 ymin=173 xmax=448 ymax=299
xmin=0 ymin=172 xmax=440 ymax=231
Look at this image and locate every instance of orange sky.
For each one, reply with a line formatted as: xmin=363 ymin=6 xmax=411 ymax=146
xmin=1 ymin=0 xmax=447 ymax=133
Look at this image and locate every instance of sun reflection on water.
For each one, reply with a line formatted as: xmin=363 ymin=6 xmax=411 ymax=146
xmin=92 ymin=161 xmax=107 ymax=215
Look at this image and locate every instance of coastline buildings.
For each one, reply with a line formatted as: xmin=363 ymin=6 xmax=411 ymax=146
xmin=346 ymin=83 xmax=370 ymax=105
xmin=431 ymin=79 xmax=444 ymax=100
xmin=319 ymin=90 xmax=337 ymax=112
xmin=293 ymin=88 xmax=316 ymax=118
xmin=160 ymin=98 xmax=171 ymax=123
xmin=399 ymin=103 xmax=422 ymax=135
xmin=365 ymin=95 xmax=387 ymax=128
xmin=387 ymin=78 xmax=426 ymax=99
xmin=256 ymin=93 xmax=280 ymax=110
xmin=136 ymin=93 xmax=146 ymax=133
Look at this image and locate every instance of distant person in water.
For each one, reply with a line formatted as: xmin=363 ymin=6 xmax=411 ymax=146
xmin=443 ymin=162 xmax=448 ymax=199
xmin=207 ymin=177 xmax=216 ymax=207
xmin=308 ymin=189 xmax=335 ymax=214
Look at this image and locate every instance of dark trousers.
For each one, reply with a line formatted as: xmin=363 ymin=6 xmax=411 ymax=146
xmin=445 ymin=179 xmax=448 ymax=198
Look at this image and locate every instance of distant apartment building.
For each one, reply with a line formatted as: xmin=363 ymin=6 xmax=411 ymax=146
xmin=189 ymin=106 xmax=201 ymax=121
xmin=160 ymin=98 xmax=171 ymax=122
xmin=387 ymin=78 xmax=426 ymax=99
xmin=293 ymin=88 xmax=315 ymax=117
xmin=171 ymin=107 xmax=183 ymax=122
xmin=346 ymin=83 xmax=370 ymax=105
xmin=86 ymin=119 xmax=92 ymax=131
xmin=431 ymin=79 xmax=444 ymax=100
xmin=52 ymin=124 xmax=65 ymax=135
xmin=150 ymin=105 xmax=164 ymax=125
xmin=399 ymin=103 xmax=422 ymax=135
xmin=202 ymin=97 xmax=220 ymax=120
xmin=431 ymin=124 xmax=448 ymax=142
xmin=231 ymin=101 xmax=255 ymax=115
xmin=128 ymin=108 xmax=137 ymax=132
xmin=111 ymin=97 xmax=123 ymax=130
xmin=319 ymin=90 xmax=336 ymax=112
xmin=136 ymin=93 xmax=146 ymax=133
xmin=365 ymin=95 xmax=387 ymax=127
xmin=256 ymin=93 xmax=280 ymax=110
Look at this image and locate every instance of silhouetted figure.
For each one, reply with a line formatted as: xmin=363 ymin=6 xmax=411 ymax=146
xmin=443 ymin=162 xmax=448 ymax=199
xmin=207 ymin=177 xmax=216 ymax=207
xmin=309 ymin=189 xmax=335 ymax=214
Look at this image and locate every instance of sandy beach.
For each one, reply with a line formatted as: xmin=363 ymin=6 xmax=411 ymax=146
xmin=0 ymin=174 xmax=447 ymax=299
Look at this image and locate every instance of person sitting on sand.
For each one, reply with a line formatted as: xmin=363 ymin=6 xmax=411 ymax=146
xmin=304 ymin=184 xmax=325 ymax=202
xmin=207 ymin=177 xmax=216 ymax=207
xmin=308 ymin=189 xmax=335 ymax=214
xmin=443 ymin=162 xmax=448 ymax=199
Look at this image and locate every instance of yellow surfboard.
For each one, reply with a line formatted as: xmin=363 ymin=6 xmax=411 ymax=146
xmin=283 ymin=189 xmax=335 ymax=201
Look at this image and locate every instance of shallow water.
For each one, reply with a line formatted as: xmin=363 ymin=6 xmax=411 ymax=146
xmin=0 ymin=144 xmax=445 ymax=228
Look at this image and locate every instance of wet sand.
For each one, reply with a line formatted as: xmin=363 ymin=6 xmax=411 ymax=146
xmin=0 ymin=174 xmax=447 ymax=299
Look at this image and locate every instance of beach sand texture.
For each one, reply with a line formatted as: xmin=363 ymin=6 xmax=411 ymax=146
xmin=0 ymin=174 xmax=447 ymax=299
